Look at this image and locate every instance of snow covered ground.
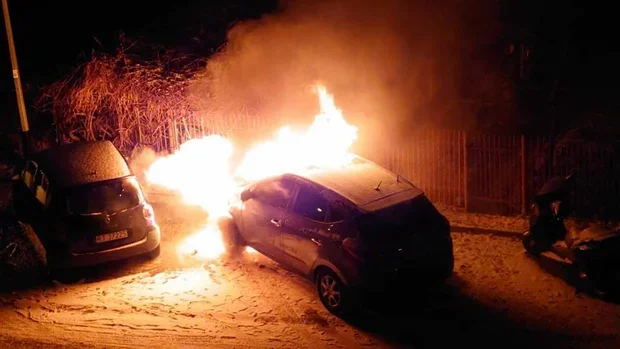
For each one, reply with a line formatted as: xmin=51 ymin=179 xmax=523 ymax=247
xmin=1 ymin=201 xmax=619 ymax=348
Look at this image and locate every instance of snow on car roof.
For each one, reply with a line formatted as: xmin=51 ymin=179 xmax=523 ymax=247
xmin=300 ymin=156 xmax=423 ymax=211
xmin=33 ymin=140 xmax=132 ymax=189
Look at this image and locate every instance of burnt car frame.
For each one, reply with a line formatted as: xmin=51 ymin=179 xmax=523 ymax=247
xmin=12 ymin=141 xmax=160 ymax=269
xmin=229 ymin=156 xmax=454 ymax=315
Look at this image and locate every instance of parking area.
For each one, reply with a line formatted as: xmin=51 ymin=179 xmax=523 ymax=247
xmin=1 ymin=202 xmax=619 ymax=348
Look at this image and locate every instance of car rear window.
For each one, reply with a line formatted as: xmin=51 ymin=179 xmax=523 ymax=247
xmin=356 ymin=194 xmax=445 ymax=241
xmin=373 ymin=195 xmax=437 ymax=222
xmin=66 ymin=176 xmax=144 ymax=214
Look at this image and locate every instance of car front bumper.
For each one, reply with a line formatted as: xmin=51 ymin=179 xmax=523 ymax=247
xmin=50 ymin=226 xmax=161 ymax=269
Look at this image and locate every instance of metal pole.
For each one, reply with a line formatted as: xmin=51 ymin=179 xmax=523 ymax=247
xmin=521 ymin=133 xmax=527 ymax=214
xmin=462 ymin=131 xmax=469 ymax=212
xmin=2 ymin=0 xmax=30 ymax=155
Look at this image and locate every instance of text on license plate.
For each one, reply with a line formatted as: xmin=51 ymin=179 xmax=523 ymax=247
xmin=95 ymin=230 xmax=128 ymax=243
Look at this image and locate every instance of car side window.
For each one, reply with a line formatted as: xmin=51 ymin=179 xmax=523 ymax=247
xmin=253 ymin=178 xmax=296 ymax=210
xmin=293 ymin=184 xmax=329 ymax=222
xmin=320 ymin=189 xmax=354 ymax=223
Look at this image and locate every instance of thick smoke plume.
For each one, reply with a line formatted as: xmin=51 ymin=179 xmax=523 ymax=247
xmin=190 ymin=0 xmax=500 ymax=149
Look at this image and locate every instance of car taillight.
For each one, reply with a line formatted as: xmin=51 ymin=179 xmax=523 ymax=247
xmin=143 ymin=203 xmax=156 ymax=226
xmin=342 ymin=238 xmax=364 ymax=262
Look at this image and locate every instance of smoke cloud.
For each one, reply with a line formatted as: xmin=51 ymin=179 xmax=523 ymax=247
xmin=190 ymin=0 xmax=500 ymax=148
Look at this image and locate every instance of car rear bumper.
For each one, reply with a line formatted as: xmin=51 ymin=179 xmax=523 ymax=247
xmin=354 ymin=237 xmax=454 ymax=293
xmin=50 ymin=226 xmax=161 ymax=268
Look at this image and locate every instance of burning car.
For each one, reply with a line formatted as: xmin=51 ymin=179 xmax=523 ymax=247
xmin=12 ymin=140 xmax=160 ymax=270
xmin=229 ymin=156 xmax=454 ymax=315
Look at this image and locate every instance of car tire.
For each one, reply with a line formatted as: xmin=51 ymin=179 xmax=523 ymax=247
xmin=579 ymin=262 xmax=615 ymax=300
xmin=432 ymin=260 xmax=454 ymax=284
xmin=218 ymin=217 xmax=245 ymax=253
xmin=316 ymin=268 xmax=352 ymax=317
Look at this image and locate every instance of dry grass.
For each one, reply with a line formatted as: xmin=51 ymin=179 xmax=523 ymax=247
xmin=36 ymin=44 xmax=202 ymax=155
xmin=34 ymin=33 xmax=290 ymax=157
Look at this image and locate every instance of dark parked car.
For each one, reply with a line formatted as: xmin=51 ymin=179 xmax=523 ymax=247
xmin=12 ymin=141 xmax=160 ymax=269
xmin=229 ymin=156 xmax=453 ymax=315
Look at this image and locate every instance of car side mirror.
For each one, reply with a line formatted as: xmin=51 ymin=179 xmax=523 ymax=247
xmin=240 ymin=188 xmax=254 ymax=202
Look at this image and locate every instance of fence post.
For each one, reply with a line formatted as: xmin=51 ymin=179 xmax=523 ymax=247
xmin=462 ymin=131 xmax=469 ymax=212
xmin=199 ymin=114 xmax=205 ymax=137
xmin=521 ymin=134 xmax=527 ymax=214
xmin=136 ymin=113 xmax=143 ymax=146
xmin=169 ymin=119 xmax=178 ymax=153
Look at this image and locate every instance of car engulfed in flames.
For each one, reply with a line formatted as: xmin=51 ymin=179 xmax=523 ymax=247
xmin=145 ymin=85 xmax=359 ymax=260
xmin=143 ymin=85 xmax=454 ymax=315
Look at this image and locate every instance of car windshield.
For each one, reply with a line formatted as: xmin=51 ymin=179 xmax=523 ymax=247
xmin=66 ymin=176 xmax=143 ymax=214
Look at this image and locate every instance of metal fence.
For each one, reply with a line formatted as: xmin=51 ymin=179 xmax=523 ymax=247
xmin=366 ymin=130 xmax=620 ymax=218
xmin=527 ymin=137 xmax=620 ymax=219
xmin=361 ymin=129 xmax=466 ymax=209
xmin=129 ymin=120 xmax=620 ymax=219
xmin=466 ymin=133 xmax=525 ymax=215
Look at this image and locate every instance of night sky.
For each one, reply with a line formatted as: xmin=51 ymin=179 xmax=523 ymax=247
xmin=0 ymin=0 xmax=618 ymax=130
xmin=0 ymin=0 xmax=277 ymax=128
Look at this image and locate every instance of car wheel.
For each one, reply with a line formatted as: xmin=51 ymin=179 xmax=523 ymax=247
xmin=579 ymin=262 xmax=614 ymax=299
xmin=316 ymin=268 xmax=351 ymax=316
xmin=218 ymin=217 xmax=245 ymax=253
xmin=433 ymin=260 xmax=454 ymax=283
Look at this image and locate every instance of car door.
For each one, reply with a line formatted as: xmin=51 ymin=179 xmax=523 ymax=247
xmin=241 ymin=176 xmax=297 ymax=260
xmin=278 ymin=180 xmax=339 ymax=275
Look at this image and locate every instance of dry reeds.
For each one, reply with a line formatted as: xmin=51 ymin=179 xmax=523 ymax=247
xmin=36 ymin=46 xmax=201 ymax=155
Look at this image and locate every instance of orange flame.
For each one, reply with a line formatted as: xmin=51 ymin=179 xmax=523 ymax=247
xmin=235 ymin=86 xmax=358 ymax=181
xmin=145 ymin=85 xmax=357 ymax=261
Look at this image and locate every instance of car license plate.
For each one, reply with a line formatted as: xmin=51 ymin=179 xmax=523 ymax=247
xmin=95 ymin=230 xmax=128 ymax=243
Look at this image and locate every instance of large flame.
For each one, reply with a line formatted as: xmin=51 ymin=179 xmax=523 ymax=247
xmin=146 ymin=135 xmax=236 ymax=218
xmin=145 ymin=85 xmax=358 ymax=261
xmin=145 ymin=136 xmax=236 ymax=259
xmin=235 ymin=86 xmax=358 ymax=181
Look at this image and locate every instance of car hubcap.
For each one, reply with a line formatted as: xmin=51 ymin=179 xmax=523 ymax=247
xmin=320 ymin=275 xmax=341 ymax=308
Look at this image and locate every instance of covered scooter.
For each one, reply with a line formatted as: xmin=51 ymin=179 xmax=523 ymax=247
xmin=522 ymin=174 xmax=620 ymax=297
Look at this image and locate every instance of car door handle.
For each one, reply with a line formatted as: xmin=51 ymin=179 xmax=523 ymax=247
xmin=311 ymin=238 xmax=322 ymax=246
xmin=270 ymin=219 xmax=282 ymax=228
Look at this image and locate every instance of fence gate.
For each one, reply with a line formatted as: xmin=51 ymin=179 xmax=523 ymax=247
xmin=466 ymin=133 xmax=526 ymax=215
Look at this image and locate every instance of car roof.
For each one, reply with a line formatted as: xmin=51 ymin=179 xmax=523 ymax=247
xmin=293 ymin=156 xmax=424 ymax=211
xmin=32 ymin=140 xmax=132 ymax=189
